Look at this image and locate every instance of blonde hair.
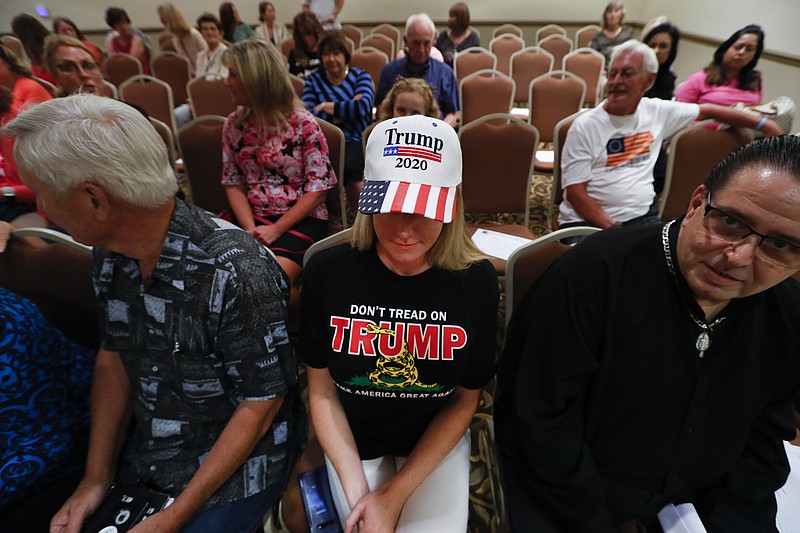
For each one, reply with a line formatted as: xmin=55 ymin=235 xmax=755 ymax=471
xmin=223 ymin=39 xmax=301 ymax=127
xmin=350 ymin=187 xmax=485 ymax=271
xmin=378 ymin=77 xmax=440 ymax=120
xmin=158 ymin=3 xmax=191 ymax=38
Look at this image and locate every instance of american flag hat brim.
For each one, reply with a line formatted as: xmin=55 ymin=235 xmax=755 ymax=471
xmin=358 ymin=179 xmax=458 ymax=223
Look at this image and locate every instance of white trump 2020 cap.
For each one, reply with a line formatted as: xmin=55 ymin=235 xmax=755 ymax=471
xmin=358 ymin=115 xmax=461 ymax=223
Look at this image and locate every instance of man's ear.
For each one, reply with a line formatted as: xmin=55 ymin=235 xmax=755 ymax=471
xmin=681 ymin=185 xmax=707 ymax=226
xmin=83 ymin=183 xmax=112 ymax=221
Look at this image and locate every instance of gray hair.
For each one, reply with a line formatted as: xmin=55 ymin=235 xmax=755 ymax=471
xmin=609 ymin=39 xmax=658 ymax=76
xmin=405 ymin=13 xmax=436 ymax=40
xmin=1 ymin=95 xmax=177 ymax=207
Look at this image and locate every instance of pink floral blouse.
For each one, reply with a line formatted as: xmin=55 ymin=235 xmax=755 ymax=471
xmin=221 ymin=107 xmax=337 ymax=220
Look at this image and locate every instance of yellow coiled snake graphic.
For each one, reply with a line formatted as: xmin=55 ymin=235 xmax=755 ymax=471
xmin=365 ymin=324 xmax=437 ymax=389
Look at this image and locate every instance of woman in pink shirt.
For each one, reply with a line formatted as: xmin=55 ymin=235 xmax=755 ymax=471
xmin=676 ymin=24 xmax=764 ymax=107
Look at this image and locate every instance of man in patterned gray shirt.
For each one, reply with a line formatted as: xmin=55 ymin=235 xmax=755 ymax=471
xmin=2 ymin=95 xmax=304 ymax=532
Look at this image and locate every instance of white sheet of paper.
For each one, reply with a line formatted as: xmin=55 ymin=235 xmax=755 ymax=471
xmin=657 ymin=503 xmax=707 ymax=533
xmin=536 ymin=150 xmax=555 ymax=164
xmin=470 ymin=228 xmax=532 ymax=260
xmin=777 ymin=441 xmax=800 ymax=532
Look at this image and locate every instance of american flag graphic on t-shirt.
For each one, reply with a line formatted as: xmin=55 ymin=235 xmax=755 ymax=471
xmin=359 ymin=180 xmax=456 ymax=222
xmin=606 ymin=132 xmax=654 ymax=168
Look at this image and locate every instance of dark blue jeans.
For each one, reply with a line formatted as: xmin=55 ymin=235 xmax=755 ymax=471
xmin=181 ymin=427 xmax=302 ymax=533
xmin=559 ymin=205 xmax=662 ymax=245
xmin=181 ymin=485 xmax=281 ymax=533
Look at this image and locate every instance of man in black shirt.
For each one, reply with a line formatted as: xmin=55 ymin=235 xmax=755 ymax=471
xmin=497 ymin=135 xmax=800 ymax=532
xmin=1 ymin=95 xmax=303 ymax=532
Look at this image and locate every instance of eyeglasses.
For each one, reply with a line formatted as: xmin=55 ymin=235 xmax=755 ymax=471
xmin=703 ymin=192 xmax=800 ymax=268
xmin=55 ymin=60 xmax=99 ymax=75
xmin=607 ymin=68 xmax=642 ymax=81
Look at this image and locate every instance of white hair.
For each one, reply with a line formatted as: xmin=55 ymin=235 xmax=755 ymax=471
xmin=609 ymin=39 xmax=659 ymax=76
xmin=404 ymin=13 xmax=436 ymax=40
xmin=1 ymin=95 xmax=177 ymax=207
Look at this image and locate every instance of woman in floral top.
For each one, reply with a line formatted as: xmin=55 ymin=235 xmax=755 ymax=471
xmin=221 ymin=38 xmax=336 ymax=285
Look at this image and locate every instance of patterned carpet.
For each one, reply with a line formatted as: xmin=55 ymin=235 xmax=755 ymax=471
xmin=465 ymin=172 xmax=554 ymax=533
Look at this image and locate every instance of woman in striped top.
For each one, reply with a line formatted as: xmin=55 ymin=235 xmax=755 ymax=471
xmin=303 ymin=31 xmax=374 ymax=209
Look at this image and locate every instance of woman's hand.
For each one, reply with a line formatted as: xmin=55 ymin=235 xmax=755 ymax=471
xmin=249 ymin=224 xmax=284 ymax=246
xmin=344 ymin=486 xmax=405 ymax=533
xmin=314 ymin=102 xmax=335 ymax=115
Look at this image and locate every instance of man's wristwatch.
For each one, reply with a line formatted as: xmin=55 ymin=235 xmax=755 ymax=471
xmin=2 ymin=186 xmax=14 ymax=203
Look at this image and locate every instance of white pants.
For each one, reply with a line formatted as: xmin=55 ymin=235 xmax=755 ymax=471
xmin=325 ymin=431 xmax=470 ymax=533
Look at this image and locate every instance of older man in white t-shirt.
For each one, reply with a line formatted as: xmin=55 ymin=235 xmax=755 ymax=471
xmin=558 ymin=40 xmax=782 ymax=234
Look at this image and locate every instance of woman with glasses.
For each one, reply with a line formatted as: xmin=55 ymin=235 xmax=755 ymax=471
xmin=42 ymin=34 xmax=103 ymax=96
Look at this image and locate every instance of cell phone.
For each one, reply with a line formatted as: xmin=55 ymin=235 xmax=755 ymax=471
xmin=81 ymin=484 xmax=171 ymax=533
xmin=298 ymin=466 xmax=343 ymax=533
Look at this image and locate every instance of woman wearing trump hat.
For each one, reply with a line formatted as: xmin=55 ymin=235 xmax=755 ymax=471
xmin=299 ymin=115 xmax=499 ymax=532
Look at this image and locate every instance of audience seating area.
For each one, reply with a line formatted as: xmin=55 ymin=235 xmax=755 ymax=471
xmin=1 ymin=15 xmax=796 ymax=533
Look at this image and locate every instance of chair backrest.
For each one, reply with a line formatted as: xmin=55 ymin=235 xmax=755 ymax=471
xmin=505 ymin=226 xmax=600 ymax=326
xmin=280 ymin=38 xmax=295 ymax=59
xmin=150 ymin=51 xmax=192 ymax=105
xmin=105 ymin=52 xmax=143 ymax=87
xmin=343 ymin=36 xmax=355 ymax=55
xmin=33 ymin=76 xmax=57 ymax=97
xmin=101 ymin=79 xmax=119 ymax=99
xmin=350 ymin=46 xmax=389 ymax=91
xmin=659 ymin=120 xmax=752 ymax=220
xmin=453 ymin=46 xmax=497 ymax=85
xmin=341 ymin=24 xmax=363 ymax=49
xmin=509 ymin=46 xmax=553 ymax=104
xmin=289 ymin=73 xmax=305 ymax=99
xmin=187 ymin=76 xmax=235 ymax=118
xmin=119 ymin=75 xmax=176 ymax=136
xmin=528 ymin=71 xmax=586 ymax=143
xmin=492 ymin=23 xmax=524 ymax=39
xmin=549 ymin=111 xmax=583 ymax=228
xmin=509 ymin=47 xmax=554 ymax=104
xmin=538 ymin=34 xmax=573 ymax=69
xmin=371 ymin=23 xmax=401 ymax=51
xmin=562 ymin=48 xmax=605 ymax=107
xmin=176 ymin=115 xmax=228 ymax=214
xmin=314 ymin=116 xmax=348 ymax=231
xmin=149 ymin=117 xmax=177 ymax=174
xmin=536 ymin=24 xmax=567 ymax=44
xmin=489 ymin=34 xmax=525 ymax=76
xmin=1 ymin=35 xmax=28 ymax=64
xmin=303 ymin=228 xmax=353 ymax=267
xmin=458 ymin=113 xmax=539 ymax=227
xmin=361 ymin=121 xmax=378 ymax=153
xmin=575 ymin=24 xmax=602 ymax=48
xmin=0 ymin=228 xmax=96 ymax=348
xmin=361 ymin=33 xmax=395 ymax=62
xmin=459 ymin=69 xmax=516 ymax=127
